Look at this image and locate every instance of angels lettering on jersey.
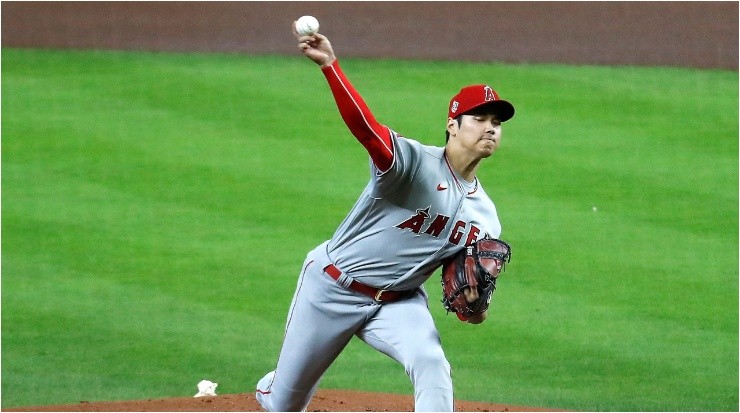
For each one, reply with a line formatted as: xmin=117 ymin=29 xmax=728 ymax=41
xmin=395 ymin=206 xmax=486 ymax=246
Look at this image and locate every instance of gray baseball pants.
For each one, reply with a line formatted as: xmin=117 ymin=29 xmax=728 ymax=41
xmin=255 ymin=242 xmax=454 ymax=412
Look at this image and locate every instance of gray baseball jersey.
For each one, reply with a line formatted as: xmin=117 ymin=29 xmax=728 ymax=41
xmin=328 ymin=131 xmax=501 ymax=291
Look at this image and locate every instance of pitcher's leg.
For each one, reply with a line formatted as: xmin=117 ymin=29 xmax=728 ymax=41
xmin=256 ymin=259 xmax=368 ymax=412
xmin=357 ymin=292 xmax=454 ymax=412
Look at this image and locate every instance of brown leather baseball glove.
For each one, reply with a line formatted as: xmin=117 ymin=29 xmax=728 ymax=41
xmin=441 ymin=238 xmax=511 ymax=321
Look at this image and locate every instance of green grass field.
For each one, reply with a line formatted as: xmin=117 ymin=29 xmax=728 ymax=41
xmin=2 ymin=48 xmax=737 ymax=411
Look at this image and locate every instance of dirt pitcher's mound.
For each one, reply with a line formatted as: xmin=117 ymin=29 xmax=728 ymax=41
xmin=5 ymin=389 xmax=567 ymax=412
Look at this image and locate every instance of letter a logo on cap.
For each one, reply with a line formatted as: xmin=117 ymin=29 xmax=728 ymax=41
xmin=484 ymin=86 xmax=496 ymax=102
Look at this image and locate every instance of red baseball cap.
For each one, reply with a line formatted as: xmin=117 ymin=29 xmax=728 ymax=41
xmin=448 ymin=84 xmax=515 ymax=122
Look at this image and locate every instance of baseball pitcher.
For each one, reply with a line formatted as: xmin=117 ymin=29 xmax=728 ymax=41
xmin=255 ymin=21 xmax=515 ymax=412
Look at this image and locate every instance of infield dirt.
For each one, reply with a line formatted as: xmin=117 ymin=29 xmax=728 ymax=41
xmin=2 ymin=2 xmax=736 ymax=69
xmin=5 ymin=390 xmax=567 ymax=412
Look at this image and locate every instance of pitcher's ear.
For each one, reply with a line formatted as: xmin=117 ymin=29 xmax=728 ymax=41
xmin=446 ymin=117 xmax=458 ymax=134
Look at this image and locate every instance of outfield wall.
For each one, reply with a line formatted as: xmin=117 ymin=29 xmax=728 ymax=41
xmin=2 ymin=1 xmax=737 ymax=70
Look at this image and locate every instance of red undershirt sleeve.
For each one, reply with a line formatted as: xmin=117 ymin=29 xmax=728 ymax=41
xmin=321 ymin=59 xmax=394 ymax=172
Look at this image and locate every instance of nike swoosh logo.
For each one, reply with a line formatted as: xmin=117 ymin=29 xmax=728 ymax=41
xmin=437 ymin=184 xmax=448 ymax=191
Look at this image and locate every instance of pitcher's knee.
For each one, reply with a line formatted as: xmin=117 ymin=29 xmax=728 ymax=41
xmin=407 ymin=347 xmax=451 ymax=382
xmin=408 ymin=349 xmax=453 ymax=412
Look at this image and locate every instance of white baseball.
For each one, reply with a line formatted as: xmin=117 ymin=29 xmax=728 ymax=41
xmin=296 ymin=15 xmax=319 ymax=36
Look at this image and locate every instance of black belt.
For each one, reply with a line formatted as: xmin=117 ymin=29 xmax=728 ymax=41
xmin=323 ymin=264 xmax=413 ymax=302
